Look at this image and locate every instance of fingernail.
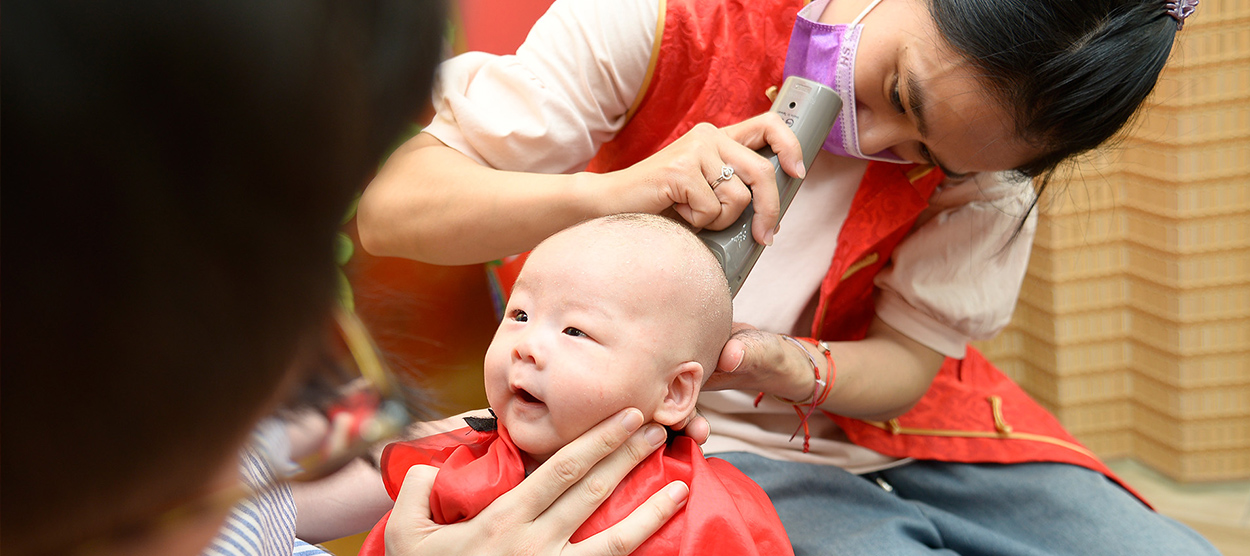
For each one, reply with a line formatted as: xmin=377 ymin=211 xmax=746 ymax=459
xmin=762 ymin=228 xmax=775 ymax=246
xmin=729 ymin=351 xmax=745 ymax=373
xmin=619 ymin=409 xmax=644 ymax=432
xmin=645 ymin=425 xmax=667 ymax=446
xmin=773 ymin=223 xmax=781 ymax=234
xmin=796 ymin=161 xmax=807 ymax=179
xmin=667 ymin=481 xmax=690 ymax=504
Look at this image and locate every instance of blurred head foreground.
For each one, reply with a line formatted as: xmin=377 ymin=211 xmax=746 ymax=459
xmin=484 ymin=214 xmax=733 ymax=465
xmin=3 ymin=0 xmax=446 ymax=553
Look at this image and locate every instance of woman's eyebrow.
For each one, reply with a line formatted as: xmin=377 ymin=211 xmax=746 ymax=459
xmin=906 ymin=69 xmax=971 ymax=180
xmin=906 ymin=70 xmax=931 ymax=137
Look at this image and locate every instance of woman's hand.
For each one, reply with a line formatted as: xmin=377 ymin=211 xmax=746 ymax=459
xmin=703 ymin=323 xmax=815 ymax=402
xmin=705 ymin=319 xmax=947 ymax=421
xmin=383 ymin=408 xmax=688 ymax=556
xmin=601 ymin=113 xmax=805 ymax=246
xmin=360 ymin=112 xmax=804 ymax=264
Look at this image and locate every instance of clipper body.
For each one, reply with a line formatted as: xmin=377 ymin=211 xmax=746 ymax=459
xmin=699 ymin=77 xmax=842 ymax=296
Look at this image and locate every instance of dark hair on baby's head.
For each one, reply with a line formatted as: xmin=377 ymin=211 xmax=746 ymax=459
xmin=931 ymin=0 xmax=1179 ymax=180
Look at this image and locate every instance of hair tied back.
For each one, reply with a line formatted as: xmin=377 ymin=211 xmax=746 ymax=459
xmin=1166 ymin=0 xmax=1198 ymax=30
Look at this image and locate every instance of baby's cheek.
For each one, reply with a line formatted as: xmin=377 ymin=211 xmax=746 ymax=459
xmin=482 ymin=352 xmax=509 ymax=408
xmin=587 ymin=387 xmax=636 ymax=427
xmin=554 ymin=387 xmax=619 ymax=438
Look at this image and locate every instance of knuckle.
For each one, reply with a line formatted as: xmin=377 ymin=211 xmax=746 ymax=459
xmin=605 ymin=532 xmax=632 ymax=556
xmin=581 ymin=475 xmax=612 ymax=504
xmin=594 ymin=426 xmax=623 ymax=454
xmin=624 ymin=433 xmax=654 ymax=461
xmin=650 ymin=499 xmax=673 ymax=524
xmin=671 ymin=151 xmax=696 ymax=168
xmin=551 ymin=457 xmax=584 ymax=485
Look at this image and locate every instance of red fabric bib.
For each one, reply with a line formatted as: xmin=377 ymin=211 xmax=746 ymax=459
xmin=359 ymin=425 xmax=794 ymax=556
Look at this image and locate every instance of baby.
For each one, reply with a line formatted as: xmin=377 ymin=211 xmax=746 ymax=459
xmin=361 ymin=213 xmax=792 ymax=556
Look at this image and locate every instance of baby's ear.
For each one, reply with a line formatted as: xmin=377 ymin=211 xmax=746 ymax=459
xmin=652 ymin=361 xmax=704 ymax=427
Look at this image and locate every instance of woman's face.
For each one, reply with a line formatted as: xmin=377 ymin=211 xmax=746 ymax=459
xmin=821 ymin=0 xmax=1041 ymax=177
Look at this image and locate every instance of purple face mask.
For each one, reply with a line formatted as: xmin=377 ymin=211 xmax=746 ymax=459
xmin=783 ymin=0 xmax=905 ymax=162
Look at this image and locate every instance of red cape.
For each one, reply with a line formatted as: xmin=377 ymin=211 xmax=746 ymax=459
xmin=360 ymin=423 xmax=793 ymax=556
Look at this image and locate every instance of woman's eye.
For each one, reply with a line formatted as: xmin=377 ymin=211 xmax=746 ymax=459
xmin=510 ymin=309 xmax=528 ymax=322
xmin=919 ymin=144 xmax=934 ymax=164
xmin=890 ymin=75 xmax=904 ymax=113
xmin=563 ymin=327 xmax=588 ymax=338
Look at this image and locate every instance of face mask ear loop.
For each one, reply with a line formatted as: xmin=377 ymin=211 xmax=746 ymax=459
xmin=850 ymin=0 xmax=888 ymax=26
xmin=842 ymin=0 xmax=908 ymax=163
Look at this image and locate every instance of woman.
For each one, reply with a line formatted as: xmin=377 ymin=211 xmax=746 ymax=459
xmin=356 ymin=0 xmax=1218 ymax=553
xmin=2 ymin=1 xmax=691 ymax=555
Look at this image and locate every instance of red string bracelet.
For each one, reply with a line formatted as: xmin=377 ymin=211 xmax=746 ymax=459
xmin=752 ymin=336 xmax=837 ymax=453
xmin=752 ymin=335 xmax=819 ymax=407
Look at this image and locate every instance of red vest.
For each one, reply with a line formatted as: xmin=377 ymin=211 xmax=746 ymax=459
xmin=495 ymin=0 xmax=1143 ymax=501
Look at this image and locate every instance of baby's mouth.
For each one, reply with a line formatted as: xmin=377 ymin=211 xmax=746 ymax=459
xmin=516 ymin=387 xmax=544 ymax=405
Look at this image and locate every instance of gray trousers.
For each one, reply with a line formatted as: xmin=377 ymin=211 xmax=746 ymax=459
xmin=716 ymin=452 xmax=1220 ymax=556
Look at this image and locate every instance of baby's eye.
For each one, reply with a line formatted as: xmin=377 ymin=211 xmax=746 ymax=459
xmin=890 ymin=75 xmax=904 ymax=113
xmin=510 ymin=309 xmax=528 ymax=322
xmin=563 ymin=327 xmax=588 ymax=338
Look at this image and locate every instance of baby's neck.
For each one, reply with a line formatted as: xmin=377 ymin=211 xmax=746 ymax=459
xmin=521 ymin=451 xmax=544 ymax=475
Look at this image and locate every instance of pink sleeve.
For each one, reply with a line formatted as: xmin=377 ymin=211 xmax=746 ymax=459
xmin=424 ymin=0 xmax=659 ymax=173
xmin=874 ymin=172 xmax=1038 ymax=358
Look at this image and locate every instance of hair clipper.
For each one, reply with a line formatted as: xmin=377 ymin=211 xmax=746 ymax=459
xmin=698 ymin=76 xmax=841 ymax=297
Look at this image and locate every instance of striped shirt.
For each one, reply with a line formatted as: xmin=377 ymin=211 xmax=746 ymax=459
xmin=202 ymin=420 xmax=331 ymax=556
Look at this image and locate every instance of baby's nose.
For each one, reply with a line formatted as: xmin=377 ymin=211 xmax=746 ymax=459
xmin=512 ymin=331 xmax=543 ymax=368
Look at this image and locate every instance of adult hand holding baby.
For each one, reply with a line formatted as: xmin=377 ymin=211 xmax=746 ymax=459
xmin=706 ymin=323 xmax=820 ymax=404
xmin=708 ymin=319 xmax=945 ymax=423
xmin=383 ymin=408 xmax=688 ymax=556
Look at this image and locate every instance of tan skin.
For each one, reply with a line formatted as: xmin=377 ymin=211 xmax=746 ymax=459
xmin=358 ymin=0 xmax=1042 ymax=430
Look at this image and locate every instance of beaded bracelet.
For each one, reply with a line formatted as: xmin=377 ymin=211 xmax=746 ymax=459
xmin=774 ymin=335 xmax=823 ymax=405
xmin=806 ymin=338 xmax=836 ymax=407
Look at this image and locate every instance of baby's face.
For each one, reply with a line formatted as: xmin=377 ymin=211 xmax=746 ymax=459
xmin=483 ymin=231 xmax=689 ymax=464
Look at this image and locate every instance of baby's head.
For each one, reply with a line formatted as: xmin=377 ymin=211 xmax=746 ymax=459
xmin=484 ymin=213 xmax=732 ymax=464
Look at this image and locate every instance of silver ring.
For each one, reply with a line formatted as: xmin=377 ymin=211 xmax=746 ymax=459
xmin=709 ymin=166 xmax=735 ymax=190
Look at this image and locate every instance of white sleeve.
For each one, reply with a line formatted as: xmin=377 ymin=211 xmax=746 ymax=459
xmin=423 ymin=0 xmax=659 ymax=173
xmin=873 ymin=172 xmax=1038 ymax=359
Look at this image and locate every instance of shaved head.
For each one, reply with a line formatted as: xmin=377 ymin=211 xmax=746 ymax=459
xmin=532 ymin=213 xmax=732 ymax=379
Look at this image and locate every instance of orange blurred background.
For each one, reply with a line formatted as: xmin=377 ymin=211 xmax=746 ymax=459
xmin=323 ymin=3 xmax=555 ymax=553
xmin=344 ymin=0 xmax=557 ymax=420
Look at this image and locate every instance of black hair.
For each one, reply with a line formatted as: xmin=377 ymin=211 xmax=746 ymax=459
xmin=2 ymin=0 xmax=445 ymax=552
xmin=930 ymin=0 xmax=1179 ymax=213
